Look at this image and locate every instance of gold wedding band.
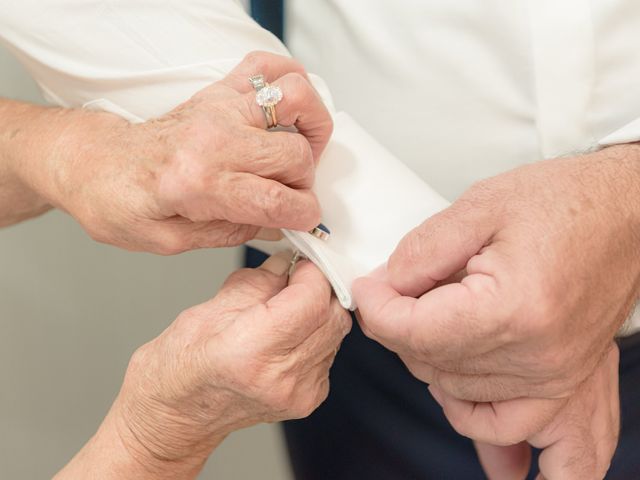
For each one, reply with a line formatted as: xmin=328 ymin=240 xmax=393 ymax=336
xmin=249 ymin=74 xmax=283 ymax=129
xmin=288 ymin=250 xmax=305 ymax=278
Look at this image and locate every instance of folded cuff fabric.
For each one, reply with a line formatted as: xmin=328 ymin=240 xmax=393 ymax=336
xmin=249 ymin=112 xmax=449 ymax=310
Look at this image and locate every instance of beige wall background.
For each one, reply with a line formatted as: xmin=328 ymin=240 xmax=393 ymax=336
xmin=0 ymin=46 xmax=292 ymax=479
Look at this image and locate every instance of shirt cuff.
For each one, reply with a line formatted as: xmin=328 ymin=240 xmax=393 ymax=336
xmin=598 ymin=117 xmax=640 ymax=147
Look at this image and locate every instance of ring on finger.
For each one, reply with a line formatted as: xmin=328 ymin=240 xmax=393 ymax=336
xmin=288 ymin=250 xmax=305 ymax=278
xmin=249 ymin=74 xmax=283 ymax=129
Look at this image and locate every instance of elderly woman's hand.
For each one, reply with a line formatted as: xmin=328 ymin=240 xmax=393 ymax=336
xmin=9 ymin=52 xmax=332 ymax=253
xmin=54 ymin=252 xmax=351 ymax=479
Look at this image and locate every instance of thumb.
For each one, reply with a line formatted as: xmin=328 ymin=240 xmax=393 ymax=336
xmin=216 ymin=250 xmax=293 ymax=308
xmin=474 ymin=441 xmax=531 ymax=480
xmin=259 ymin=249 xmax=294 ymax=276
xmin=387 ymin=201 xmax=495 ymax=297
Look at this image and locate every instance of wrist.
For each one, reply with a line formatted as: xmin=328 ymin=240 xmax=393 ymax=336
xmin=594 ymin=142 xmax=640 ymax=221
xmin=53 ymin=408 xmax=207 ymax=480
xmin=66 ymin=403 xmax=215 ymax=480
xmin=2 ymin=99 xmax=129 ymax=212
xmin=114 ymin=338 xmax=241 ymax=463
xmin=110 ymin=403 xmax=213 ymax=479
xmin=1 ymin=101 xmax=66 ymax=205
xmin=596 ymin=142 xmax=640 ymax=296
xmin=0 ymin=100 xmax=53 ymax=224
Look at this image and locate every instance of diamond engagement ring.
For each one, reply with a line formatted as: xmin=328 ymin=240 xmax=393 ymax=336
xmin=249 ymin=74 xmax=283 ymax=129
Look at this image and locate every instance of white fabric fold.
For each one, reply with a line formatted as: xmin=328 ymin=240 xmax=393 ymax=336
xmin=599 ymin=117 xmax=640 ymax=146
xmin=250 ymin=112 xmax=449 ymax=309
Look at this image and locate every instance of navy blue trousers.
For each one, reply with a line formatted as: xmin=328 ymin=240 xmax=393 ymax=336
xmin=246 ymin=248 xmax=640 ymax=479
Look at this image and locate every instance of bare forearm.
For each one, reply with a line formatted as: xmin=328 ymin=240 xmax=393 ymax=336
xmin=0 ymin=98 xmax=127 ymax=227
xmin=0 ymin=99 xmax=53 ymax=226
xmin=54 ymin=402 xmax=216 ymax=480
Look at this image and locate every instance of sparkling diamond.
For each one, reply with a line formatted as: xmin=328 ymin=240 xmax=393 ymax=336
xmin=248 ymin=74 xmax=265 ymax=90
xmin=256 ymin=85 xmax=283 ymax=107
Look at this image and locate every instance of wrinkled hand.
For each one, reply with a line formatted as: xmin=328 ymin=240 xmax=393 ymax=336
xmin=111 ymin=252 xmax=351 ymax=469
xmin=354 ymin=145 xmax=639 ymax=478
xmin=29 ymin=51 xmax=332 ymax=253
xmin=434 ymin=344 xmax=619 ymax=480
xmin=355 ymin=145 xmax=639 ymax=401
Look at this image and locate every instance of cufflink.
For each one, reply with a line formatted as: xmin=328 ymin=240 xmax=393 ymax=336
xmin=309 ymin=223 xmax=330 ymax=241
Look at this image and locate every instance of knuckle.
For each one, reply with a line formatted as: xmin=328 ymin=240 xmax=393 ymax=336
xmin=84 ymin=224 xmax=109 ymax=245
xmin=291 ymin=384 xmax=328 ymax=419
xmin=157 ymin=231 xmax=188 ymax=255
xmin=289 ymin=401 xmax=314 ymax=420
xmin=159 ymin=130 xmax=228 ymax=200
xmin=288 ymin=59 xmax=308 ymax=77
xmin=242 ymin=52 xmax=307 ymax=80
xmin=286 ymin=72 xmax=309 ymax=88
xmin=263 ymin=377 xmax=297 ymax=413
xmin=449 ymin=417 xmax=514 ymax=446
xmin=225 ymin=267 xmax=255 ymax=284
xmin=442 ymin=404 xmax=530 ymax=446
xmin=403 ymin=357 xmax=430 ymax=382
xmin=79 ymin=213 xmax=113 ymax=247
xmin=243 ymin=51 xmax=270 ymax=72
xmin=128 ymin=343 xmax=151 ymax=372
xmin=125 ymin=341 xmax=157 ymax=384
xmin=281 ymin=73 xmax=310 ymax=104
xmin=442 ymin=410 xmax=473 ymax=439
xmin=491 ymin=427 xmax=529 ymax=446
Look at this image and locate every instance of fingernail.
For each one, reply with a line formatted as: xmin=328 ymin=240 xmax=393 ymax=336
xmin=255 ymin=228 xmax=284 ymax=241
xmin=261 ymin=250 xmax=294 ymax=276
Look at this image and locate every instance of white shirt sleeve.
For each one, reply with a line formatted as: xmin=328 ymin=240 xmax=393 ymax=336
xmin=0 ymin=0 xmax=290 ymax=116
xmin=0 ymin=0 xmax=449 ymax=310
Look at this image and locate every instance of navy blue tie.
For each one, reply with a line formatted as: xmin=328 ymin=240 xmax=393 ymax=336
xmin=251 ymin=0 xmax=285 ymax=41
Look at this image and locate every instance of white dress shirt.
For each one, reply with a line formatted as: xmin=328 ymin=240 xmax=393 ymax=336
xmin=1 ymin=0 xmax=638 ymax=329
xmin=288 ymin=0 xmax=640 ymax=199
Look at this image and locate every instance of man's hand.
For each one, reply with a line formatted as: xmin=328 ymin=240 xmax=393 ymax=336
xmin=434 ymin=344 xmax=620 ymax=480
xmin=355 ymin=145 xmax=639 ymax=401
xmin=353 ymin=145 xmax=640 ymax=478
xmin=4 ymin=52 xmax=332 ymax=253
xmin=55 ymin=251 xmax=351 ymax=479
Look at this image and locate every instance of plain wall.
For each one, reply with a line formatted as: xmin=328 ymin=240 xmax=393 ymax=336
xmin=0 ymin=45 xmax=292 ymax=479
